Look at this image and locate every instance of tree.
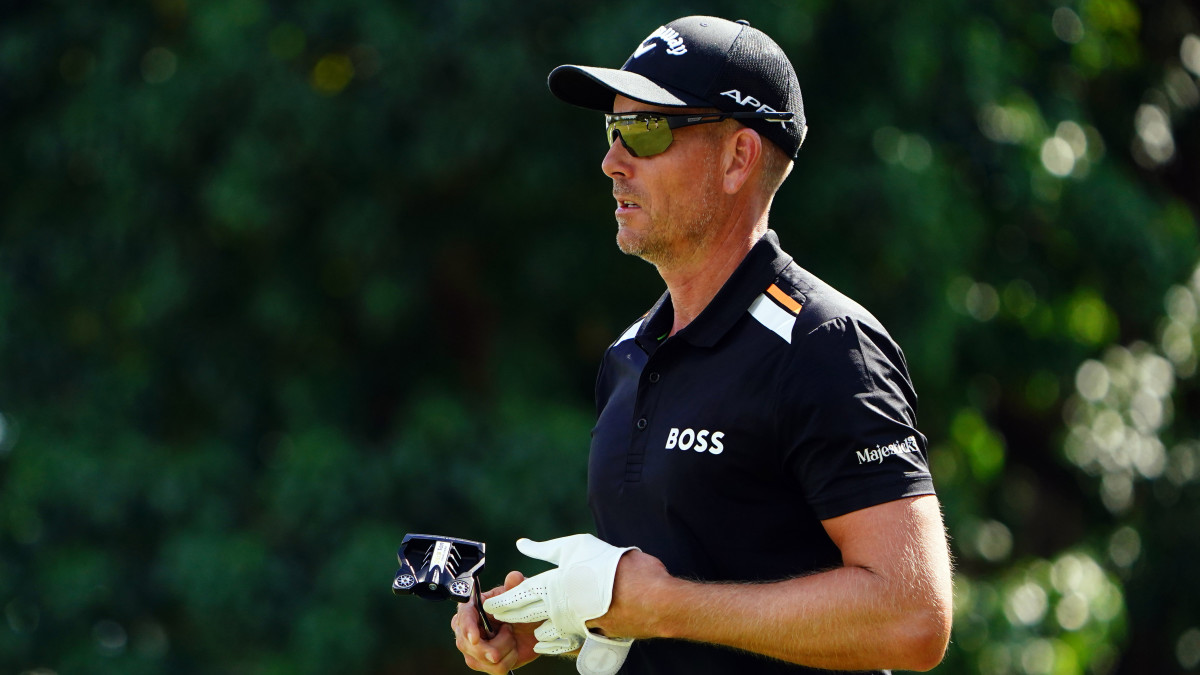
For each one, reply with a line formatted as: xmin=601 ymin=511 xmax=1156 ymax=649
xmin=0 ymin=1 xmax=1196 ymax=672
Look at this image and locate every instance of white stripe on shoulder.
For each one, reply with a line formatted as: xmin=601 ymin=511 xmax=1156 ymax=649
xmin=748 ymin=294 xmax=795 ymax=343
xmin=616 ymin=319 xmax=644 ymax=344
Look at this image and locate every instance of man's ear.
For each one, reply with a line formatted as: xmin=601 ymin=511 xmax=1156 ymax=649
xmin=722 ymin=127 xmax=762 ymax=195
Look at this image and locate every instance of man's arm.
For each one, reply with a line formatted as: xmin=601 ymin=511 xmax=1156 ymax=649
xmin=587 ymin=494 xmax=953 ymax=672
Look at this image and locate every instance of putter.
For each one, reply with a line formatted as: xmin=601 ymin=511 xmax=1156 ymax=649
xmin=392 ymin=533 xmax=496 ymax=638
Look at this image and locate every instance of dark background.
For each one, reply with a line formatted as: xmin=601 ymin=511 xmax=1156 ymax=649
xmin=2 ymin=0 xmax=1199 ymax=673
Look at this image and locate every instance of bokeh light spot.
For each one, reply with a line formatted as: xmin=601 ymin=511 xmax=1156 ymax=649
xmin=1003 ymin=280 xmax=1037 ymax=319
xmin=1053 ymin=8 xmax=1085 ymax=44
xmin=1181 ymin=34 xmax=1200 ymax=77
xmin=1005 ymin=581 xmax=1048 ymax=626
xmin=947 ymin=276 xmax=973 ymax=315
xmin=976 ymin=519 xmax=1014 ymax=562
xmin=1056 ymin=592 xmax=1090 ymax=630
xmin=1133 ymin=104 xmax=1174 ymax=166
xmin=1137 ymin=353 xmax=1175 ymax=399
xmin=1178 ymin=628 xmax=1200 ymax=669
xmin=1021 ymin=638 xmax=1056 ymax=674
xmin=1160 ymin=319 xmax=1195 ymax=368
xmin=966 ymin=282 xmax=1000 ymax=321
xmin=94 ymin=619 xmax=127 ymax=656
xmin=952 ymin=409 xmax=1006 ymax=481
xmin=1075 ymin=360 xmax=1110 ymax=402
xmin=978 ymin=103 xmax=1037 ymax=144
xmin=1167 ymin=442 xmax=1199 ymax=486
xmin=1051 ymin=555 xmax=1084 ymax=593
xmin=1041 ymin=136 xmax=1076 ymax=176
xmin=1067 ymin=291 xmax=1115 ymax=345
xmin=1108 ymin=526 xmax=1141 ymax=568
xmin=1168 ymin=285 xmax=1199 ymax=324
xmin=1056 ymin=121 xmax=1088 ymax=158
xmin=1165 ymin=66 xmax=1200 ymax=109
xmin=1100 ymin=473 xmax=1133 ymax=513
xmin=873 ymin=127 xmax=932 ymax=171
xmin=311 ymin=54 xmax=354 ymax=95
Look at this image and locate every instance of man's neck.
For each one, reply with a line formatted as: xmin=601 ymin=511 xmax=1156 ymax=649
xmin=658 ymin=217 xmax=768 ymax=336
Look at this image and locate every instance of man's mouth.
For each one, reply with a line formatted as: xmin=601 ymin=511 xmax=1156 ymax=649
xmin=615 ymin=194 xmax=641 ymax=210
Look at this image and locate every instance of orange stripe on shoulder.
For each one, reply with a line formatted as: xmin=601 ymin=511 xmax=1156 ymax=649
xmin=767 ymin=283 xmax=803 ymax=314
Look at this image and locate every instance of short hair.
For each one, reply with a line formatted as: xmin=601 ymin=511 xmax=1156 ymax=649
xmin=701 ymin=119 xmax=793 ymax=196
xmin=758 ymin=141 xmax=794 ymax=196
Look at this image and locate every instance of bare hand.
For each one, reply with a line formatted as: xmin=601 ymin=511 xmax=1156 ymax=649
xmin=452 ymin=571 xmax=540 ymax=673
xmin=585 ymin=549 xmax=674 ymax=640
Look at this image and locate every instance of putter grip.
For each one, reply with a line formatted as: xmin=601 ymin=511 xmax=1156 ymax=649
xmin=472 ymin=581 xmax=496 ymax=639
xmin=472 ymin=577 xmax=513 ymax=675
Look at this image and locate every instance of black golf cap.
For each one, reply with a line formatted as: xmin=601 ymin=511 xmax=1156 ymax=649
xmin=548 ymin=16 xmax=807 ymax=159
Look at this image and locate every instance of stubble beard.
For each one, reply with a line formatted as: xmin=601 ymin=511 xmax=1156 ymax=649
xmin=614 ymin=151 xmax=723 ymax=268
xmin=615 ymin=201 xmax=717 ymax=267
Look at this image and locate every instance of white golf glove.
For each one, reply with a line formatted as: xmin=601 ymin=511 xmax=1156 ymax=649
xmin=483 ymin=534 xmax=638 ymax=675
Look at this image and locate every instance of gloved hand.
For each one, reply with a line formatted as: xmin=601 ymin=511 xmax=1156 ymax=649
xmin=483 ymin=534 xmax=638 ymax=675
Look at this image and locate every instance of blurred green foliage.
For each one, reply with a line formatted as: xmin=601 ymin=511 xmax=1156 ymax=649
xmin=1 ymin=0 xmax=1199 ymax=673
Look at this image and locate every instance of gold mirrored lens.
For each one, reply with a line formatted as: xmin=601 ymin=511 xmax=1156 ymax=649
xmin=606 ymin=115 xmax=673 ymax=157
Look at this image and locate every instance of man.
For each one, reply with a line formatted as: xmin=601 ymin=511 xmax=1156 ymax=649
xmin=452 ymin=15 xmax=952 ymax=675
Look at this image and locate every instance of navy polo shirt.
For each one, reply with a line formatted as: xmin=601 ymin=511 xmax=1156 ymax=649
xmin=589 ymin=230 xmax=933 ymax=675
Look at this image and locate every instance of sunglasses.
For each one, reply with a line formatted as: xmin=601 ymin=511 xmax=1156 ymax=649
xmin=604 ymin=111 xmax=795 ymax=157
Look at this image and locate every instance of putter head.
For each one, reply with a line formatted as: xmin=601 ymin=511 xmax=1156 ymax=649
xmin=392 ymin=533 xmax=487 ymax=603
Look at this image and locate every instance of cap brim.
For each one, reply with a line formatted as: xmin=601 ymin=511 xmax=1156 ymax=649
xmin=548 ymin=65 xmax=710 ymax=112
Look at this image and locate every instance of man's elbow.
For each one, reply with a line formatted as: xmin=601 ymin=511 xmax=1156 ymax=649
xmin=901 ymin=631 xmax=950 ymax=672
xmin=894 ymin=602 xmax=952 ymax=672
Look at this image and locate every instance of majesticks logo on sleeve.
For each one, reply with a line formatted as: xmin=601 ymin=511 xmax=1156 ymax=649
xmin=856 ymin=436 xmax=920 ymax=465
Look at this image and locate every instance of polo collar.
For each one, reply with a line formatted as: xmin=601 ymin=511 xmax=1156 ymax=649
xmin=635 ymin=230 xmax=795 ymax=351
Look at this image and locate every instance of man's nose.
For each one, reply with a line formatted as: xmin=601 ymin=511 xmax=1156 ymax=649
xmin=602 ymin=134 xmax=633 ymax=178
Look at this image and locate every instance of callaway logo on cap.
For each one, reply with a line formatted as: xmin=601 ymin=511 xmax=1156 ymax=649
xmin=547 ymin=16 xmax=807 ymax=158
xmin=633 ymin=25 xmax=689 ymax=58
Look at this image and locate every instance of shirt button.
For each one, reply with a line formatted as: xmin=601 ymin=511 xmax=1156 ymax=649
xmin=636 ymin=418 xmax=648 ymax=430
xmin=648 ymin=372 xmax=661 ymax=383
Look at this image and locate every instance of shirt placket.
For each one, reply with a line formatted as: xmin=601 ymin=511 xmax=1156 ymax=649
xmin=624 ymin=339 xmax=674 ymax=482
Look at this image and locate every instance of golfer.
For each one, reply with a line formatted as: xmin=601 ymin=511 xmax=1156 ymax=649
xmin=452 ymin=15 xmax=952 ymax=675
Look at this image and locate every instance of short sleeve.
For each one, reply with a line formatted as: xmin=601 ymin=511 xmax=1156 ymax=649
xmin=778 ymin=316 xmax=934 ymax=520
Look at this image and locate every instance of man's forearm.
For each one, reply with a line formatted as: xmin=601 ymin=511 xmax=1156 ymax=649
xmin=645 ymin=564 xmax=948 ymax=671
xmin=594 ymin=496 xmax=953 ymax=672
